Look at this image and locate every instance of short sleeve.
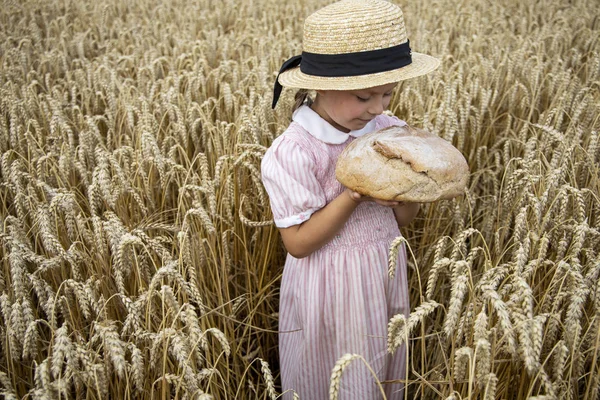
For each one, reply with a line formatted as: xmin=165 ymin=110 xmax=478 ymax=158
xmin=261 ymin=137 xmax=326 ymax=228
xmin=376 ymin=113 xmax=407 ymax=130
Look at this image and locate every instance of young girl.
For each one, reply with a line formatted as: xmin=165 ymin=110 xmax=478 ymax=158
xmin=261 ymin=0 xmax=440 ymax=398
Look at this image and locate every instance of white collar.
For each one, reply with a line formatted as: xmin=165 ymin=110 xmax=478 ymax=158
xmin=292 ymin=105 xmax=378 ymax=145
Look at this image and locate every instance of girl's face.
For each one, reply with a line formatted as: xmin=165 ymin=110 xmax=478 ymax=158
xmin=312 ymin=82 xmax=397 ymax=133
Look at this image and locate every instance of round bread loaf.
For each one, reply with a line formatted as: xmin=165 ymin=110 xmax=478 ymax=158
xmin=335 ymin=125 xmax=469 ymax=202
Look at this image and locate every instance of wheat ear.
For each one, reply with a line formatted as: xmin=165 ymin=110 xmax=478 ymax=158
xmin=329 ymin=353 xmax=386 ymax=400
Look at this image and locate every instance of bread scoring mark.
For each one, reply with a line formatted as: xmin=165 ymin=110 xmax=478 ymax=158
xmin=374 ymin=140 xmax=430 ymax=175
xmin=373 ymin=140 xmax=398 ymax=158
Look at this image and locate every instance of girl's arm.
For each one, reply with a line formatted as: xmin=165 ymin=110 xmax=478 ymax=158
xmin=279 ymin=189 xmax=399 ymax=259
xmin=393 ymin=202 xmax=420 ymax=228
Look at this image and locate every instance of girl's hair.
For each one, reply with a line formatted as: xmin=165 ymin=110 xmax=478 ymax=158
xmin=293 ymin=89 xmax=313 ymax=112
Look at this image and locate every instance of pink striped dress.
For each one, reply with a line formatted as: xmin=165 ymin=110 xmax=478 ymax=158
xmin=261 ymin=106 xmax=409 ymax=400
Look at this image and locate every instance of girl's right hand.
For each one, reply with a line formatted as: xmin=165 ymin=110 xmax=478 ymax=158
xmin=345 ymin=189 xmax=400 ymax=208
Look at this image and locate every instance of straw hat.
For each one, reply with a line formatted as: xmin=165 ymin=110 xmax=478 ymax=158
xmin=272 ymin=0 xmax=440 ymax=107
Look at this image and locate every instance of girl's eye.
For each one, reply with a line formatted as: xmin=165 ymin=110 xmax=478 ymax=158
xmin=356 ymin=96 xmax=369 ymax=102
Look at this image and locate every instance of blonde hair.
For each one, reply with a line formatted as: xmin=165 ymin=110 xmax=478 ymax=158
xmin=293 ymin=89 xmax=314 ymax=112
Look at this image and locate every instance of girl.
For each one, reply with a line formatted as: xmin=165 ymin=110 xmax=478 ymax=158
xmin=261 ymin=0 xmax=440 ymax=398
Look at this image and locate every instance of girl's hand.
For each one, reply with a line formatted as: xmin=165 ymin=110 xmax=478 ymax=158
xmin=346 ymin=189 xmax=401 ymax=208
xmin=345 ymin=189 xmax=419 ymax=227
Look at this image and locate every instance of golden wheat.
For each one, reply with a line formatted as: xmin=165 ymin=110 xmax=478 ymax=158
xmin=0 ymin=0 xmax=598 ymax=398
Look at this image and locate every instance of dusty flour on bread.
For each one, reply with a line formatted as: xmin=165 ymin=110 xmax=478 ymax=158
xmin=336 ymin=125 xmax=469 ymax=202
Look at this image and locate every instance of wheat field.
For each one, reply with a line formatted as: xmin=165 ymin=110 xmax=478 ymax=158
xmin=0 ymin=0 xmax=598 ymax=398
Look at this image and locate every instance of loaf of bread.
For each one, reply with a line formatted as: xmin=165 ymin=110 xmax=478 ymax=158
xmin=335 ymin=125 xmax=469 ymax=202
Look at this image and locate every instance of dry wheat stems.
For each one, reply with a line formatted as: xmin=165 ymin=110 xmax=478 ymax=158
xmin=0 ymin=0 xmax=599 ymax=398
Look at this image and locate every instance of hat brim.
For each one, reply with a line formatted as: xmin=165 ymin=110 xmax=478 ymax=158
xmin=277 ymin=52 xmax=440 ymax=90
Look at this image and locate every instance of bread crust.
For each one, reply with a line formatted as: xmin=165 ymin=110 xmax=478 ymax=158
xmin=335 ymin=125 xmax=469 ymax=202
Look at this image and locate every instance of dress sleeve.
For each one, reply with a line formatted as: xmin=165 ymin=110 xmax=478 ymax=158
xmin=261 ymin=137 xmax=326 ymax=228
xmin=376 ymin=113 xmax=408 ymax=129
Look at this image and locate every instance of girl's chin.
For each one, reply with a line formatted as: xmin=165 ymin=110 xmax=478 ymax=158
xmin=335 ymin=119 xmax=368 ymax=133
xmin=354 ymin=119 xmax=371 ymax=128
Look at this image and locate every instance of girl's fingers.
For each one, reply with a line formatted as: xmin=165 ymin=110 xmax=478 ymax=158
xmin=375 ymin=199 xmax=399 ymax=207
xmin=346 ymin=189 xmax=400 ymax=207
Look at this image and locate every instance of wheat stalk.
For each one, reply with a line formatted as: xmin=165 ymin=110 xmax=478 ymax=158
xmin=388 ymin=235 xmax=408 ymax=279
xmin=0 ymin=0 xmax=599 ymax=398
xmin=388 ymin=300 xmax=440 ymax=353
xmin=329 ymin=353 xmax=387 ymax=400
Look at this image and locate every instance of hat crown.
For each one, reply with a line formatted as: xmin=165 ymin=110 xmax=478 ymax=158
xmin=303 ymin=0 xmax=407 ymax=55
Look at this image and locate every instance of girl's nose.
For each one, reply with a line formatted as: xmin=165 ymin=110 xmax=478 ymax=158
xmin=368 ymin=99 xmax=385 ymax=115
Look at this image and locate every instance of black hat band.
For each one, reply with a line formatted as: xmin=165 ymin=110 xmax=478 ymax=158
xmin=272 ymin=41 xmax=412 ymax=108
